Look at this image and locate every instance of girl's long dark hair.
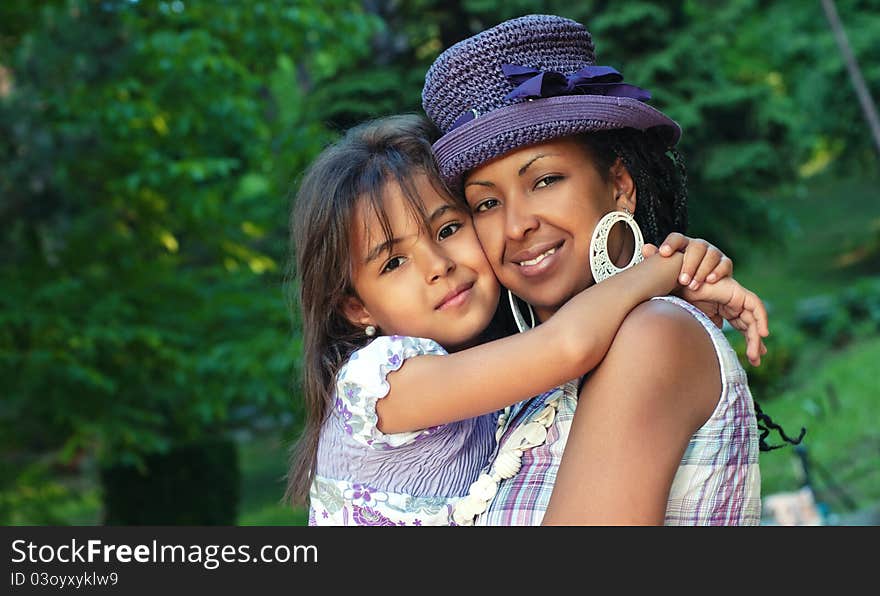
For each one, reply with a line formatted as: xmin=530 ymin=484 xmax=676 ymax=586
xmin=284 ymin=114 xmax=456 ymax=506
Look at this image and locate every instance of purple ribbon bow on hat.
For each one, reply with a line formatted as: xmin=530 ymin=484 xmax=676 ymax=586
xmin=447 ymin=64 xmax=652 ymax=131
xmin=501 ymin=63 xmax=651 ymax=102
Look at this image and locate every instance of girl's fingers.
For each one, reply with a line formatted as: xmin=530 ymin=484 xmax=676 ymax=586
xmin=745 ymin=291 xmax=770 ymax=337
xmin=689 ymin=247 xmax=722 ymax=290
xmin=679 ymin=239 xmax=708 ymax=286
xmin=659 ymin=232 xmax=687 ymax=256
xmin=706 ymin=256 xmax=733 ymax=283
xmin=747 ymin=325 xmax=762 ymax=365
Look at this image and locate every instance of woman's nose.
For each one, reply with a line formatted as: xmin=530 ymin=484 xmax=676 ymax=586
xmin=504 ymin=197 xmax=539 ymax=240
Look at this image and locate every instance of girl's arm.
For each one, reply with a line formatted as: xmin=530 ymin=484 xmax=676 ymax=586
xmin=375 ymin=251 xmax=685 ymax=434
xmin=542 ymin=298 xmax=722 ymax=525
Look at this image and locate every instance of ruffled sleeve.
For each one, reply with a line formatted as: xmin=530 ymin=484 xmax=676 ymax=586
xmin=333 ymin=335 xmax=448 ymax=449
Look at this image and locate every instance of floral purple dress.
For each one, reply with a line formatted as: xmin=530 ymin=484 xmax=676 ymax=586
xmin=308 ymin=335 xmax=498 ymax=526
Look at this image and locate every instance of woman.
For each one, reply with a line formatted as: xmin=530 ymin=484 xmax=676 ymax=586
xmin=422 ymin=14 xmax=768 ymax=525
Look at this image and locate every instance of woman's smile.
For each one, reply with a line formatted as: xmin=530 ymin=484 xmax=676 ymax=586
xmin=507 ymin=239 xmax=565 ymax=278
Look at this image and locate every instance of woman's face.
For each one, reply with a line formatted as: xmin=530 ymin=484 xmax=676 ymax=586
xmin=463 ymin=137 xmax=633 ymax=321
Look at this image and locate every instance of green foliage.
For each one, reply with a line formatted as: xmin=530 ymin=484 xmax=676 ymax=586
xmin=0 ymin=0 xmax=378 ymax=521
xmin=0 ymin=457 xmax=98 ymax=526
xmin=795 ymin=277 xmax=880 ymax=346
xmin=729 ymin=0 xmax=880 ymax=175
xmin=727 ymin=321 xmax=803 ymax=399
xmin=237 ymin=435 xmax=305 ymax=525
xmin=733 ymin=276 xmax=880 ymax=401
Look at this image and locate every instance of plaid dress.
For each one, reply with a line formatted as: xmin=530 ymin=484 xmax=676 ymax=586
xmin=477 ymin=295 xmax=761 ymax=526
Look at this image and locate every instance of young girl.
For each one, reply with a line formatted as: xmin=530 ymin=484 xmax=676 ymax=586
xmin=422 ymin=13 xmax=797 ymax=525
xmin=284 ymin=113 xmax=768 ymax=526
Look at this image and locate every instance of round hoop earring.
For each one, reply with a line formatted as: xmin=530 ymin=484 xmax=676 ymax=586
xmin=365 ymin=325 xmax=376 ymax=337
xmin=508 ymin=289 xmax=536 ymax=333
xmin=589 ymin=208 xmax=644 ymax=284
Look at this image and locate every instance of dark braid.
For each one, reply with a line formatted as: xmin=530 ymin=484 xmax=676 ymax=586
xmin=577 ymin=127 xmax=805 ymax=453
xmin=575 ymin=128 xmax=688 ymax=246
xmin=755 ymin=401 xmax=806 ymax=451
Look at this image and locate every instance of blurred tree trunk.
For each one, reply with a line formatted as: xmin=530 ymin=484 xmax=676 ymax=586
xmin=821 ymin=0 xmax=880 ymax=159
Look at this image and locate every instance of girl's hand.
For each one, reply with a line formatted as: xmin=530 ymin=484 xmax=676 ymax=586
xmin=643 ymin=233 xmax=733 ymax=292
xmin=643 ymin=234 xmax=769 ymax=362
xmin=679 ymin=277 xmax=770 ymax=366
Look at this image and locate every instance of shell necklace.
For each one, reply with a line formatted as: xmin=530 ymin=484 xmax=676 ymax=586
xmin=451 ymin=381 xmax=575 ymax=526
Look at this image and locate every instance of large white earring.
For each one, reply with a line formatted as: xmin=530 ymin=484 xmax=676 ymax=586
xmin=590 ymin=208 xmax=644 ymax=284
xmin=508 ymin=289 xmax=535 ymax=333
xmin=365 ymin=325 xmax=376 ymax=337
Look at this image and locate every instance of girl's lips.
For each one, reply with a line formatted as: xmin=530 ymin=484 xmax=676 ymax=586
xmin=436 ymin=282 xmax=474 ymax=310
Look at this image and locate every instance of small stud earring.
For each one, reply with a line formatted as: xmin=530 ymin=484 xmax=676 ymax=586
xmin=365 ymin=325 xmax=376 ymax=337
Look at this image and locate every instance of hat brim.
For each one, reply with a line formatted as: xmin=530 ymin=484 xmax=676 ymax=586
xmin=432 ymin=94 xmax=681 ymax=189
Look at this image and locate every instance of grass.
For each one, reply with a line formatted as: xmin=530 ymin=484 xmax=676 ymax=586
xmin=730 ymin=172 xmax=880 ymax=517
xmin=757 ymin=336 xmax=880 ymax=511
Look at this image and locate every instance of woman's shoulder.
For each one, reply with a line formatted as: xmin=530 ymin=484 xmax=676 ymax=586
xmin=617 ymin=296 xmax=714 ymax=354
xmin=607 ymin=297 xmax=721 ymax=423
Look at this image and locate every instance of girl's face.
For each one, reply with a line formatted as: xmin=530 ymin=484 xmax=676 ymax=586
xmin=463 ymin=137 xmax=635 ymax=322
xmin=344 ymin=173 xmax=500 ymax=352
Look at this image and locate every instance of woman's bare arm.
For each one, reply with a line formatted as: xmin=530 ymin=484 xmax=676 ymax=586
xmin=541 ymin=299 xmax=721 ymax=525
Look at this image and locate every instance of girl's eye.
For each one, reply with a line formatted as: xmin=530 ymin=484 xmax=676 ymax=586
xmin=437 ymin=221 xmax=462 ymax=241
xmin=381 ymin=256 xmax=406 ymax=274
xmin=535 ymin=175 xmax=562 ymax=189
xmin=474 ymin=198 xmax=499 ymax=213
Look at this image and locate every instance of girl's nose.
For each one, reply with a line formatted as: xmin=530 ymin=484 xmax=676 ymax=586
xmin=424 ymin=244 xmax=456 ymax=283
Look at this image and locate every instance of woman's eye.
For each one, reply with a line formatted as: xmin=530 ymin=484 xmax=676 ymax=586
xmin=474 ymin=198 xmax=499 ymax=213
xmin=437 ymin=222 xmax=462 ymax=241
xmin=535 ymin=175 xmax=562 ymax=189
xmin=381 ymin=256 xmax=406 ymax=273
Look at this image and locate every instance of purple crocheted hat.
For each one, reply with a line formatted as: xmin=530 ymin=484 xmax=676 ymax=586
xmin=422 ymin=14 xmax=681 ymax=188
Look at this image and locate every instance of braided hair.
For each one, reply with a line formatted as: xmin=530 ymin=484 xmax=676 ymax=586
xmin=577 ymin=128 xmax=804 ymax=452
xmin=575 ymin=127 xmax=688 ymax=247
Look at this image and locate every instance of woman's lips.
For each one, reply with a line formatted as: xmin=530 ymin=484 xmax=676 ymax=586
xmin=510 ymin=241 xmax=564 ymax=277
